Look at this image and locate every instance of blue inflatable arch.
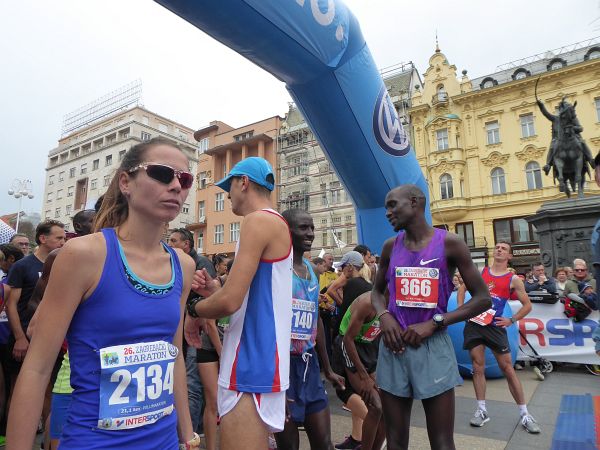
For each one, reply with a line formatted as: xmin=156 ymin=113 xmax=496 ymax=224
xmin=155 ymin=0 xmax=431 ymax=253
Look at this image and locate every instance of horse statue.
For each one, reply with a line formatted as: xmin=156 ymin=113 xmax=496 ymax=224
xmin=536 ymin=80 xmax=594 ymax=198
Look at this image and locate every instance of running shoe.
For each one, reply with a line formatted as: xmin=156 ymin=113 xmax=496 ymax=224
xmin=533 ymin=366 xmax=545 ymax=381
xmin=521 ymin=414 xmax=541 ymax=434
xmin=470 ymin=409 xmax=490 ymax=427
xmin=335 ymin=435 xmax=361 ymax=449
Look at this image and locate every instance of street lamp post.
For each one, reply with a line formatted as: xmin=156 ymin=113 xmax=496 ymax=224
xmin=8 ymin=179 xmax=34 ymax=233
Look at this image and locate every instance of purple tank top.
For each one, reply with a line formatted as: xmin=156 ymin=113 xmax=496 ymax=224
xmin=386 ymin=228 xmax=454 ymax=328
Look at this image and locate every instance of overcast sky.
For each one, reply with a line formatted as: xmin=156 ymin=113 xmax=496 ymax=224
xmin=1 ymin=0 xmax=598 ymax=215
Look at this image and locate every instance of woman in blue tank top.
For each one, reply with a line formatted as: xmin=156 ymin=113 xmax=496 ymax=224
xmin=8 ymin=137 xmax=201 ymax=450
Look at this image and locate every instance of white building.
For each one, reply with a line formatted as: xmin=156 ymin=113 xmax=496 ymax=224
xmin=43 ymin=106 xmax=199 ymax=231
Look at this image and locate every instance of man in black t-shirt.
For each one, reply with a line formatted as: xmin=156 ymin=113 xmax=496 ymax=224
xmin=5 ymin=220 xmax=65 ymax=373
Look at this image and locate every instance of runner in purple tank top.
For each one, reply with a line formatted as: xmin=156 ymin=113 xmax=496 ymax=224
xmin=371 ymin=185 xmax=492 ymax=450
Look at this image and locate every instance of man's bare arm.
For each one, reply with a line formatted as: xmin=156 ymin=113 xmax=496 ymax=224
xmin=443 ymin=234 xmax=491 ymax=325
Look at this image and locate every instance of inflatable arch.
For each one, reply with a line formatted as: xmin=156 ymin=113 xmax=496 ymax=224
xmin=154 ymin=0 xmax=431 ymax=253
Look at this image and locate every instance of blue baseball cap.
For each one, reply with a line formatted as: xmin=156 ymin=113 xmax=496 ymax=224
xmin=216 ymin=157 xmax=275 ymax=192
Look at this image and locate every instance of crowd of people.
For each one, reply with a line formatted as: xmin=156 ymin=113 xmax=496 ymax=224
xmin=0 ymin=145 xmax=598 ymax=450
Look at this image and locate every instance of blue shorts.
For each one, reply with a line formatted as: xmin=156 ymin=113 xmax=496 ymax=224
xmin=376 ymin=330 xmax=461 ymax=400
xmin=50 ymin=393 xmax=72 ymax=439
xmin=287 ymin=348 xmax=328 ymax=423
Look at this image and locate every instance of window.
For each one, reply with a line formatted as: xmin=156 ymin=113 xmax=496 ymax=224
xmin=230 ymin=222 xmax=240 ymax=242
xmin=233 ymin=131 xmax=253 ymax=141
xmin=491 ymin=167 xmax=506 ymax=194
xmin=67 ymin=186 xmax=74 ymax=197
xmin=47 ymin=192 xmax=53 ymax=202
xmin=520 ymin=114 xmax=535 ymax=138
xmin=486 ymin=121 xmax=500 ymax=145
xmin=66 ymin=204 xmax=72 ymax=215
xmin=331 ymin=181 xmax=342 ymax=204
xmin=346 ymin=229 xmax=353 ymax=244
xmin=215 ymin=192 xmax=224 ymax=211
xmin=320 ymin=183 xmax=327 ymax=206
xmin=182 ymin=204 xmax=189 ymax=214
xmin=70 ymin=167 xmax=76 ymax=178
xmin=55 ymin=207 xmax=61 ymax=218
xmin=287 ymin=155 xmax=307 ymax=177
xmin=104 ymin=175 xmax=111 ymax=187
xmin=321 ymin=218 xmax=327 ymax=225
xmin=436 ymin=129 xmax=449 ymax=150
xmin=223 ymin=163 xmax=227 ymax=179
xmin=93 ymin=159 xmax=99 ymax=170
xmin=90 ymin=179 xmax=97 ymax=190
xmin=525 ymin=161 xmax=542 ymax=190
xmin=141 ymin=131 xmax=151 ymax=141
xmin=493 ymin=217 xmax=537 ymax=244
xmin=59 ymin=171 xmax=65 ymax=181
xmin=49 ymin=175 xmax=55 ymax=185
xmin=45 ymin=210 xmax=51 ymax=219
xmin=142 ymin=115 xmax=149 ymax=125
xmin=322 ymin=232 xmax=328 ymax=247
xmin=198 ymin=138 xmax=209 ymax=153
xmin=105 ymin=155 xmax=112 ymax=166
xmin=345 ymin=215 xmax=352 ymax=223
xmin=199 ymin=172 xmax=208 ymax=189
xmin=333 ymin=216 xmax=341 ymax=224
xmin=198 ymin=201 xmax=205 ymax=219
xmin=595 ymin=98 xmax=600 ymax=122
xmin=119 ymin=150 xmax=126 ymax=161
xmin=56 ymin=189 xmax=63 ymax=199
xmin=80 ymin=163 xmax=87 ymax=174
xmin=214 ymin=224 xmax=224 ymax=244
xmin=456 ymin=222 xmax=475 ymax=247
xmin=440 ymin=173 xmax=454 ymax=199
xmin=158 ymin=123 xmax=168 ymax=133
xmin=197 ymin=232 xmax=204 ymax=253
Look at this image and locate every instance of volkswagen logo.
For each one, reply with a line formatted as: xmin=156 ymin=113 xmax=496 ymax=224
xmin=372 ymin=85 xmax=411 ymax=157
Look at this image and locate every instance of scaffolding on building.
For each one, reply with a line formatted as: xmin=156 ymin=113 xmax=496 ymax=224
xmin=62 ymin=80 xmax=143 ymax=136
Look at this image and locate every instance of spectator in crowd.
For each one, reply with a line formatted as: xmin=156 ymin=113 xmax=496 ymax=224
xmin=564 ymin=266 xmax=574 ymax=279
xmin=554 ymin=267 xmax=569 ymax=299
xmin=212 ymin=253 xmax=230 ymax=278
xmin=354 ymin=245 xmax=374 ymax=283
xmin=8 ymin=234 xmax=30 ymax=257
xmin=563 ymin=259 xmax=596 ymax=297
xmin=168 ymin=227 xmax=217 ymax=435
xmin=524 ymin=262 xmax=557 ymax=294
xmin=312 ymin=257 xmax=327 ymax=276
xmin=319 ymin=252 xmax=338 ymax=358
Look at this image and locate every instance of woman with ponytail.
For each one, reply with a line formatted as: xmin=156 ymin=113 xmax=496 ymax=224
xmin=8 ymin=137 xmax=201 ymax=450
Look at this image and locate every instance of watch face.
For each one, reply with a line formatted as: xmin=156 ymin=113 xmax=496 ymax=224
xmin=433 ymin=314 xmax=443 ymax=322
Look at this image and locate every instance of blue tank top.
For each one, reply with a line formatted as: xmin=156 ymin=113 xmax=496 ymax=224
xmin=290 ymin=258 xmax=319 ymax=355
xmin=386 ymin=228 xmax=454 ymax=328
xmin=59 ymin=228 xmax=182 ymax=450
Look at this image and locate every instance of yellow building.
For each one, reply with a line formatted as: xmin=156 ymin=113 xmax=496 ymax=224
xmin=410 ymin=41 xmax=600 ymax=272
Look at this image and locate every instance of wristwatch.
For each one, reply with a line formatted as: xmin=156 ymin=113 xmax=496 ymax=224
xmin=186 ymin=297 xmax=201 ymax=318
xmin=432 ymin=313 xmax=445 ymax=329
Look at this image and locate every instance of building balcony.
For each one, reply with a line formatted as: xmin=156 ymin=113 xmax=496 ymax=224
xmin=431 ymin=197 xmax=469 ymax=222
xmin=427 ymin=147 xmax=465 ymax=167
xmin=206 ymin=133 xmax=273 ymax=156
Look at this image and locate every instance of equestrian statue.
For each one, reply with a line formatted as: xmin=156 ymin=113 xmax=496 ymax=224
xmin=536 ymin=79 xmax=594 ymax=198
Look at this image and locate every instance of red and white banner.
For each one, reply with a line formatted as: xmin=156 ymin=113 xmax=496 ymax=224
xmin=509 ymin=301 xmax=599 ymax=364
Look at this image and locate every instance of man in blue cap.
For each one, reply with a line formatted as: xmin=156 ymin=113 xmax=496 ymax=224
xmin=186 ymin=157 xmax=293 ymax=450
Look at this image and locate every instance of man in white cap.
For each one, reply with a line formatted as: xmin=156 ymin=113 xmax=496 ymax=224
xmin=186 ymin=157 xmax=293 ymax=450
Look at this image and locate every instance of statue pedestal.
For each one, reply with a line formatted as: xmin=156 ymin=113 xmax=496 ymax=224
xmin=526 ymin=196 xmax=600 ymax=273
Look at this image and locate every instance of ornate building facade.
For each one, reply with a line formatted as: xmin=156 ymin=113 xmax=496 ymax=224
xmin=410 ymin=40 xmax=600 ymax=271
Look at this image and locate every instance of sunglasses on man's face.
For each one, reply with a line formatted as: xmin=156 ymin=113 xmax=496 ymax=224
xmin=129 ymin=163 xmax=194 ymax=189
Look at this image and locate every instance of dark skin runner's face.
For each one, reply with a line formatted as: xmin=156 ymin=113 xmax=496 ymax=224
xmin=289 ymin=212 xmax=315 ymax=255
